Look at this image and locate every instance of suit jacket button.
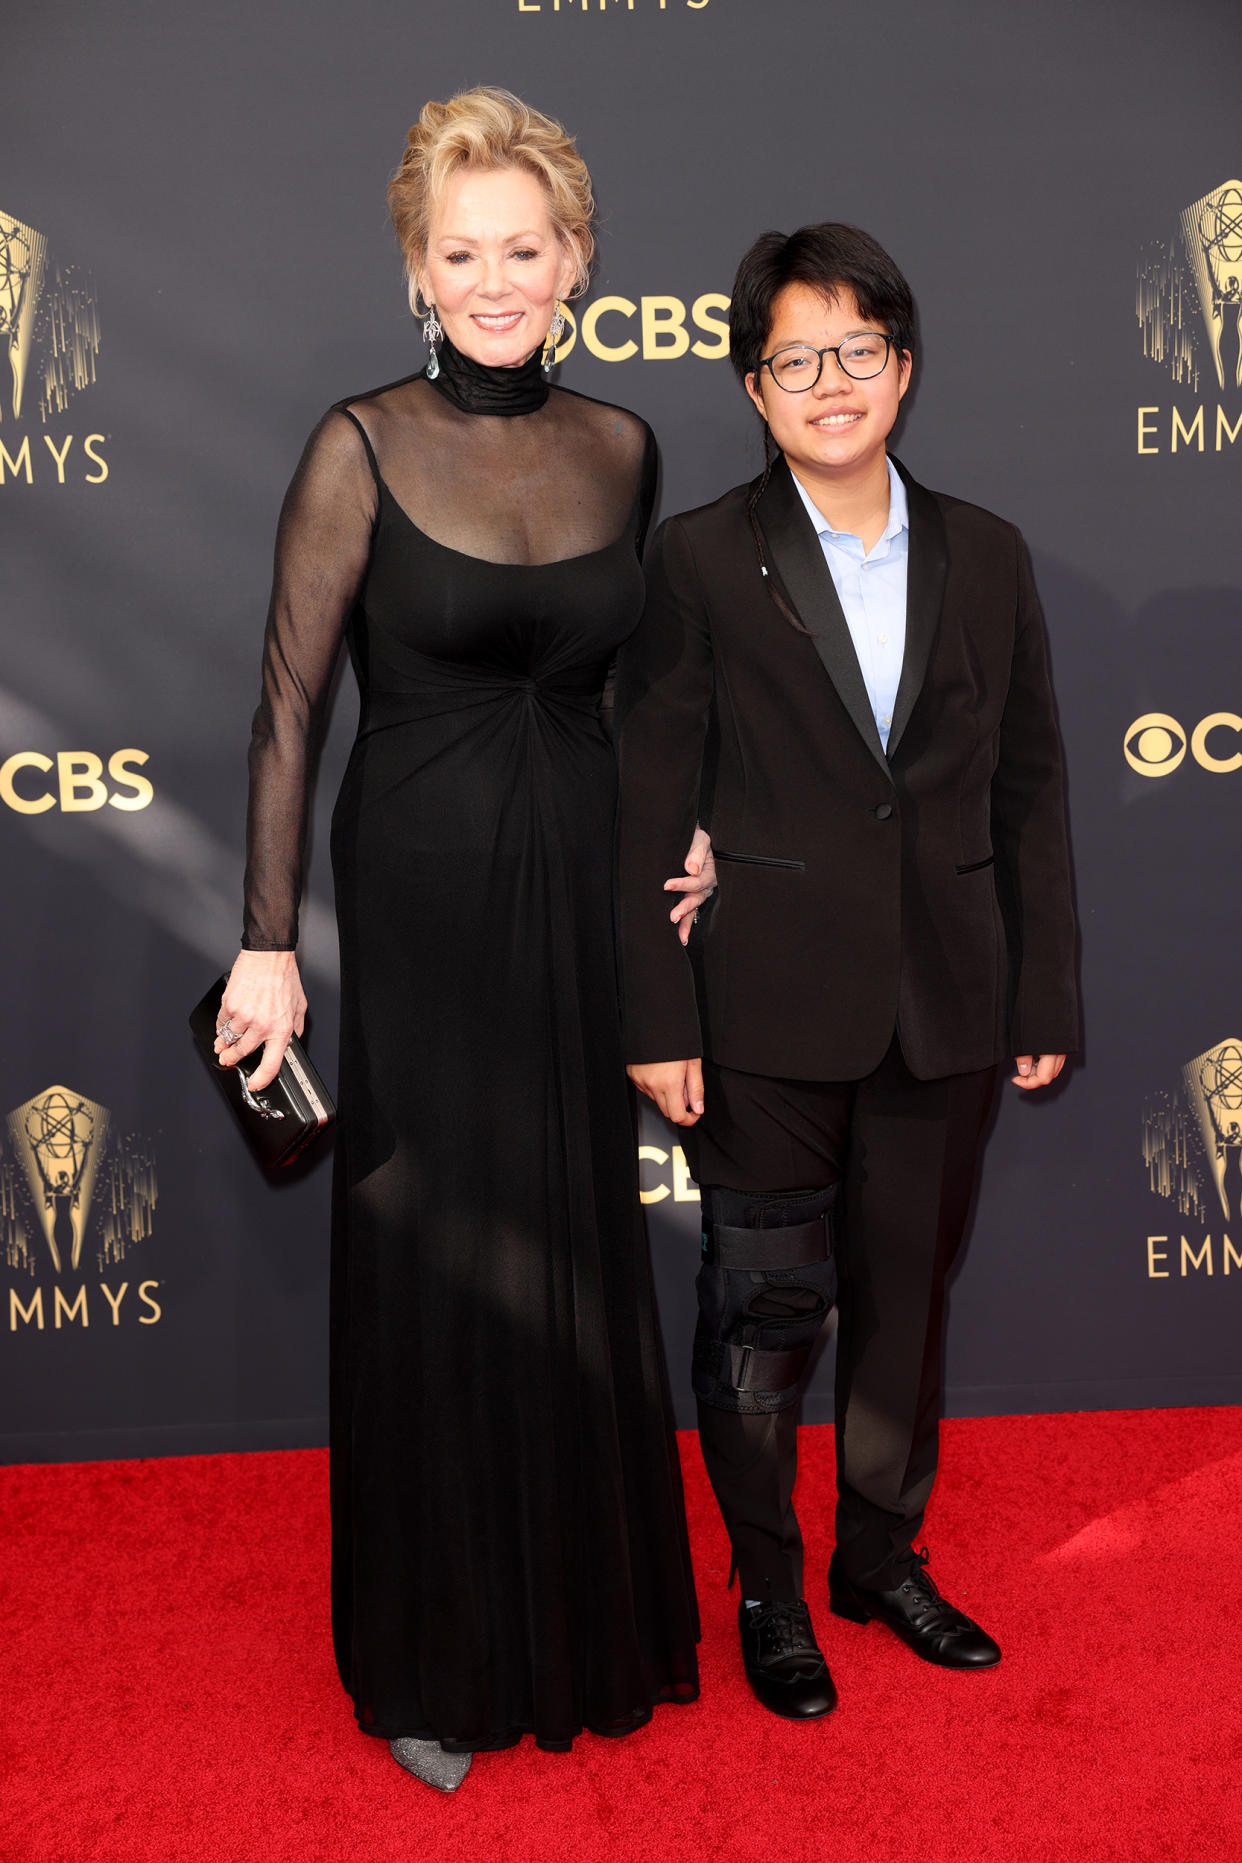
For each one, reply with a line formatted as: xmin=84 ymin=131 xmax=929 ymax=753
xmin=874 ymin=802 xmax=894 ymax=820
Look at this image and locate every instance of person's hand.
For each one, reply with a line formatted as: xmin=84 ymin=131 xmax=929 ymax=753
xmin=1011 ymin=1053 xmax=1066 ymax=1091
xmin=214 ymin=950 xmax=307 ymax=1093
xmin=627 ymin=1060 xmax=704 ymax=1126
xmin=664 ymin=827 xmax=717 ymax=948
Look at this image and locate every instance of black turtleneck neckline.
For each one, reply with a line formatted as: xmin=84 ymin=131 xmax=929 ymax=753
xmin=426 ymin=331 xmax=549 ymax=417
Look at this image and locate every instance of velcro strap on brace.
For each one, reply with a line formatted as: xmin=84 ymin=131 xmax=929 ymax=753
xmin=725 ymin=1343 xmax=810 ymax=1393
xmin=710 ymin=1216 xmax=828 ymax=1271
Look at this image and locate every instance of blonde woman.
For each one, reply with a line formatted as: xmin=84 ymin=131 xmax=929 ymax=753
xmin=217 ymin=89 xmax=704 ymax=1789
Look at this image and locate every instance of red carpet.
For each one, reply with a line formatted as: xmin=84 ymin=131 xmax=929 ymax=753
xmin=3 ymin=1409 xmax=1239 ymax=1863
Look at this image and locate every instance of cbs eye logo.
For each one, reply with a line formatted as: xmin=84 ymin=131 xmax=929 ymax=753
xmin=1124 ymin=712 xmax=1242 ymax=777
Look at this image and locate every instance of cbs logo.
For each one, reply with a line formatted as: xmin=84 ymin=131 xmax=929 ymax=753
xmin=1123 ymin=713 xmax=1242 ymax=777
xmin=553 ymin=294 xmax=730 ymax=364
xmin=0 ymin=750 xmax=153 ymax=814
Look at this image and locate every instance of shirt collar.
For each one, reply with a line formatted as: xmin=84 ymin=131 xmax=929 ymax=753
xmin=791 ymin=456 xmax=908 ymax=547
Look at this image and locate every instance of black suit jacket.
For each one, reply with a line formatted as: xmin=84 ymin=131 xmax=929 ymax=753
xmin=615 ymin=455 xmax=1080 ymax=1082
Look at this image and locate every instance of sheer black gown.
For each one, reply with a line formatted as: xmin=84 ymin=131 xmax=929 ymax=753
xmin=242 ymin=336 xmax=699 ymax=1751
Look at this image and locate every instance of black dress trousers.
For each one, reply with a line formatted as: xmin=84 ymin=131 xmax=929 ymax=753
xmin=684 ymin=1038 xmax=997 ymax=1597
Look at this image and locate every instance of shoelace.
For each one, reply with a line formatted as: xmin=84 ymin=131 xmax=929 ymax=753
xmin=748 ymin=1601 xmax=817 ymax=1662
xmin=895 ymin=1546 xmax=961 ymax=1629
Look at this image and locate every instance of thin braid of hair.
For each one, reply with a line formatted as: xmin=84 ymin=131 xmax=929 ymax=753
xmin=744 ymin=422 xmax=776 ymax=522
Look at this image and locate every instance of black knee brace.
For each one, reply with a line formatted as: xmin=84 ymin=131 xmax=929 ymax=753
xmin=692 ymin=1184 xmax=838 ymax=1415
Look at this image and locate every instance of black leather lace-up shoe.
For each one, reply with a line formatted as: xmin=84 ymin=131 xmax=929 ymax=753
xmin=738 ymin=1598 xmax=839 ymax=1718
xmin=828 ymin=1547 xmax=1001 ymax=1669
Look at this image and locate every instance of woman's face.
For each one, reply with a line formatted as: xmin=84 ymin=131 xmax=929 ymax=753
xmin=745 ymin=282 xmax=911 ymax=486
xmin=417 ymin=166 xmax=576 ymax=369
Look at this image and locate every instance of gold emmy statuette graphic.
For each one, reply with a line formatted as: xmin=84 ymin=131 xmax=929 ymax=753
xmin=0 ymin=207 xmax=99 ymax=425
xmin=2 ymin=1086 xmax=158 ymax=1282
xmin=1181 ymin=184 xmax=1242 ymax=394
xmin=1144 ymin=1036 xmax=1242 ymax=1226
xmin=0 ymin=208 xmax=48 ymax=422
xmin=1138 ymin=177 xmax=1242 ymax=394
xmin=6 ymin=1085 xmax=108 ymax=1273
xmin=1 ymin=1087 xmax=159 ymax=1311
xmin=1183 ymin=1038 xmax=1242 ymax=1222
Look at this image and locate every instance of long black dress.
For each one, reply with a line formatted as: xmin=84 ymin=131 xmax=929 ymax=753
xmin=242 ymin=336 xmax=700 ymax=1751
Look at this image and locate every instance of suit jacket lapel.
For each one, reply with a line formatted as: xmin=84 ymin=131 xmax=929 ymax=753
xmin=886 ymin=456 xmax=949 ymax=760
xmin=755 ymin=456 xmax=887 ymax=772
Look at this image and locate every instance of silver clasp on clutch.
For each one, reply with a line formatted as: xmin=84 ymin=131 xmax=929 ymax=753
xmin=236 ymin=1069 xmax=286 ymax=1120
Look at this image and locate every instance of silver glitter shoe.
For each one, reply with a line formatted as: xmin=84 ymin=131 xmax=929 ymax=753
xmin=388 ymin=1737 xmax=472 ymax=1793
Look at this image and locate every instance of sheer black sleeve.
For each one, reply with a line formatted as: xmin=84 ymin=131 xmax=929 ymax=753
xmin=635 ymin=421 xmax=658 ymax=555
xmin=241 ymin=410 xmax=377 ymax=950
xmin=601 ymin=422 xmax=659 ymax=738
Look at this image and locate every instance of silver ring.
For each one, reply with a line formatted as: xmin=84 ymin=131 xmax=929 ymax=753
xmin=217 ymin=1020 xmax=241 ymax=1046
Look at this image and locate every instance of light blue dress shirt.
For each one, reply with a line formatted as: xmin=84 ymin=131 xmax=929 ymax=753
xmin=791 ymin=458 xmax=909 ymax=752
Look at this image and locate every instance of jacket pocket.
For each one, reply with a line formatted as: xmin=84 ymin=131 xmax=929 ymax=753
xmin=955 ymin=855 xmax=995 ymax=875
xmin=713 ymin=848 xmax=807 ymax=871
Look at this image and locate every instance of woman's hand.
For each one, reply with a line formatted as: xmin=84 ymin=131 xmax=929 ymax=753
xmin=627 ymin=1060 xmax=704 ymax=1126
xmin=664 ymin=826 xmax=717 ymax=948
xmin=214 ymin=949 xmax=307 ymax=1093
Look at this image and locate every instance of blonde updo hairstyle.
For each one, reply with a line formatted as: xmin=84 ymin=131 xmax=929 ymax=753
xmin=388 ymin=86 xmax=596 ymax=315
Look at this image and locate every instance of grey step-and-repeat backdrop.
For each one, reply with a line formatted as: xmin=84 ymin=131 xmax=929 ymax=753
xmin=3 ymin=0 xmax=1240 ymax=1461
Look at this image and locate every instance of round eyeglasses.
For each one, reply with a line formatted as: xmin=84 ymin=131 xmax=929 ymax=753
xmin=759 ymin=333 xmax=899 ymax=391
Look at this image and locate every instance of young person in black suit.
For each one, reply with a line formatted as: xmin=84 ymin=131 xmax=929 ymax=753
xmin=616 ymin=225 xmax=1078 ymax=1720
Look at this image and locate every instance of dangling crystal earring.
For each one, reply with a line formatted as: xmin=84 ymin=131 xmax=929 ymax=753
xmin=543 ymin=303 xmax=566 ymax=374
xmin=422 ymin=306 xmax=442 ymax=381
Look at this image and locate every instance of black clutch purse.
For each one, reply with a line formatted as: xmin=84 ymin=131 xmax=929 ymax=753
xmin=188 ymin=976 xmax=336 ymax=1168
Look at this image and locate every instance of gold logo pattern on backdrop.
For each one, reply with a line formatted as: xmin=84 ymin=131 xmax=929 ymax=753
xmin=1136 ymin=179 xmax=1242 ymax=455
xmin=1123 ymin=712 xmax=1242 ymax=777
xmin=517 ymin=1 xmax=710 ymax=14
xmin=550 ymin=293 xmax=729 ymax=366
xmin=2 ymin=1084 xmax=157 ymax=1281
xmin=1181 ymin=184 xmax=1242 ymax=393
xmin=1137 ymin=179 xmax=1242 ymax=392
xmin=1183 ymin=1039 xmax=1242 ymax=1224
xmin=1142 ymin=1039 xmax=1242 ymax=1282
xmin=0 ymin=209 xmax=48 ymax=421
xmin=7 ymin=1085 xmax=107 ymax=1273
xmin=0 ymin=208 xmax=100 ymax=424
